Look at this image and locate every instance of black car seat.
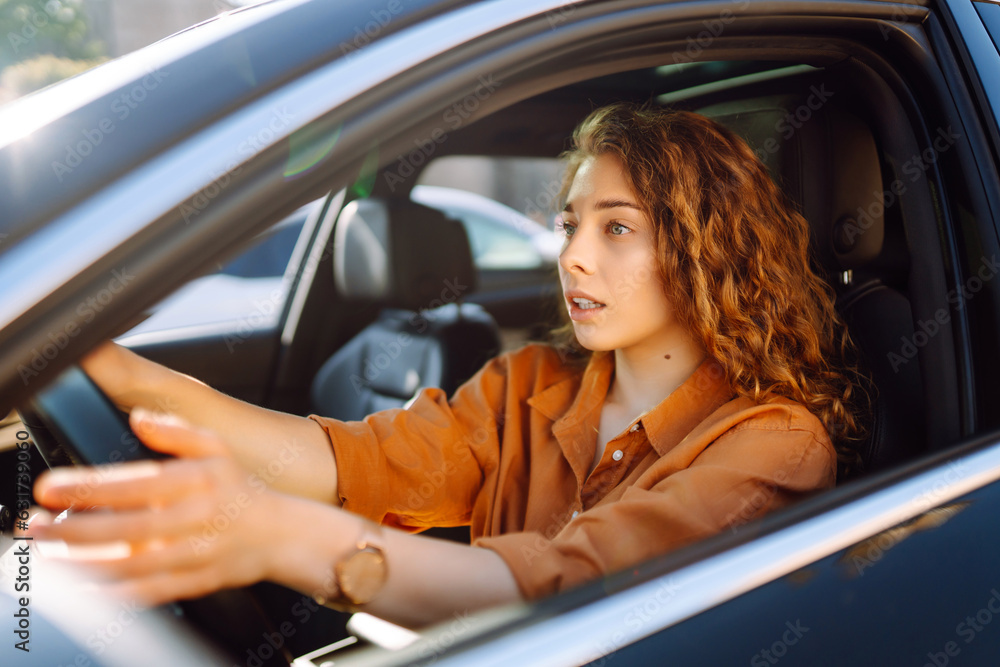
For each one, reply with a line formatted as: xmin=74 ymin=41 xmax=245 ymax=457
xmin=699 ymin=91 xmax=925 ymax=479
xmin=311 ymin=197 xmax=500 ymax=421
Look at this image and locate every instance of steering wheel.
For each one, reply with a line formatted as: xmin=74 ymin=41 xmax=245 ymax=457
xmin=17 ymin=365 xmax=294 ymax=667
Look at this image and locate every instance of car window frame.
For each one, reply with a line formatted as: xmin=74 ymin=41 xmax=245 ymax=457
xmin=5 ymin=0 xmax=1000 ymax=663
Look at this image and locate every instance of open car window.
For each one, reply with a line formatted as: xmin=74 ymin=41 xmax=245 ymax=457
xmin=3 ymin=0 xmax=999 ymax=665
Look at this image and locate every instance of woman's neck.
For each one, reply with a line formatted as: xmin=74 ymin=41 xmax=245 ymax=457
xmin=609 ymin=338 xmax=707 ymax=418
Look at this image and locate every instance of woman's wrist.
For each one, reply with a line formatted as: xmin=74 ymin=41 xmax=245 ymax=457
xmin=260 ymin=493 xmax=364 ymax=598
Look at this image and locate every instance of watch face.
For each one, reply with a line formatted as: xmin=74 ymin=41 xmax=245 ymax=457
xmin=338 ymin=548 xmax=388 ymax=604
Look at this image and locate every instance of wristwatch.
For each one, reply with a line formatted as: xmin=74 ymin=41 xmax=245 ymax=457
xmin=315 ymin=522 xmax=389 ymax=609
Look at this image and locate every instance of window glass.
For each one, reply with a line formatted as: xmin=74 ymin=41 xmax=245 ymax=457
xmin=450 ymin=209 xmax=542 ymax=269
xmin=414 ymin=156 xmax=564 ymax=272
xmin=418 ymin=155 xmax=564 ymax=225
xmin=123 ymin=198 xmax=321 ymax=336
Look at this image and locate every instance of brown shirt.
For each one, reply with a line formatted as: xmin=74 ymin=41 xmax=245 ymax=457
xmin=309 ymin=344 xmax=836 ymax=600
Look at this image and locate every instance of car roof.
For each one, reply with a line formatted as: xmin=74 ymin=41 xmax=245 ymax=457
xmin=0 ymin=0 xmax=475 ymax=246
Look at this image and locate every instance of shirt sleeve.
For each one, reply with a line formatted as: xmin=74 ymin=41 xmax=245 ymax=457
xmin=307 ymin=352 xmax=509 ymax=532
xmin=472 ymin=419 xmax=836 ymax=600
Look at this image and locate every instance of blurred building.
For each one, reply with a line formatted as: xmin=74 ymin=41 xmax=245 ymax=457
xmin=83 ymin=0 xmax=231 ymax=57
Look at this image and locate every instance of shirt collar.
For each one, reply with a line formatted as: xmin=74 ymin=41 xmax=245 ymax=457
xmin=640 ymin=357 xmax=735 ymax=456
xmin=528 ymin=351 xmax=734 ymax=457
xmin=527 ymin=350 xmax=612 ymax=424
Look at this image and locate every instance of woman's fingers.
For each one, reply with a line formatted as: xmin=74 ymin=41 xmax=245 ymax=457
xmin=34 ymin=412 xmax=233 ymax=512
xmin=53 ymin=536 xmax=227 ymax=579
xmin=27 ymin=407 xmax=279 ymax=603
xmin=34 ymin=459 xmax=214 ymax=511
xmin=73 ymin=531 xmax=273 ymax=605
xmin=79 ymin=341 xmax=137 ymax=409
xmin=129 ymin=408 xmax=230 ymax=459
xmin=30 ymin=494 xmax=224 ymax=544
xmin=102 ymin=566 xmax=236 ymax=607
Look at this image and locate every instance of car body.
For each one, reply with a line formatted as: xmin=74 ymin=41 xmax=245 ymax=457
xmin=0 ymin=0 xmax=998 ymax=665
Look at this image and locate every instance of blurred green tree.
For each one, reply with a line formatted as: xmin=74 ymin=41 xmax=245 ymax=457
xmin=1 ymin=0 xmax=105 ymax=69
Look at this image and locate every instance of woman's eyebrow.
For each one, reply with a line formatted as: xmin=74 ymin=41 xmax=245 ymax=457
xmin=563 ymin=198 xmax=640 ymax=213
xmin=594 ymin=198 xmax=640 ymax=211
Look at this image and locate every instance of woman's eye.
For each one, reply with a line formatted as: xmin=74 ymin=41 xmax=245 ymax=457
xmin=561 ymin=221 xmax=577 ymax=237
xmin=609 ymin=222 xmax=630 ymax=235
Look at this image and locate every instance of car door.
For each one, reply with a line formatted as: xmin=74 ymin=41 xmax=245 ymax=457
xmin=4 ymin=0 xmax=1000 ymax=665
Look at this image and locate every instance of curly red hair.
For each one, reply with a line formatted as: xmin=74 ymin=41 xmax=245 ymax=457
xmin=552 ymin=103 xmax=869 ymax=470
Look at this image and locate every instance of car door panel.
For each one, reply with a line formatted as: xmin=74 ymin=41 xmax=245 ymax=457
xmin=613 ymin=475 xmax=1000 ymax=666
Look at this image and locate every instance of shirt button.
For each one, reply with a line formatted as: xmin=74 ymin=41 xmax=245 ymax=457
xmin=629 ymin=423 xmax=641 ymax=432
xmin=612 ymin=449 xmax=624 ymax=461
xmin=572 ymin=511 xmax=579 ymax=519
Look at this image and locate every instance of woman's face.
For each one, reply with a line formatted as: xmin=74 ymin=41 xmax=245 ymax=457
xmin=558 ymin=153 xmax=688 ymax=357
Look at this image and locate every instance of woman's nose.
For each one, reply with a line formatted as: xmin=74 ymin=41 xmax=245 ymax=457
xmin=559 ymin=227 xmax=597 ymax=275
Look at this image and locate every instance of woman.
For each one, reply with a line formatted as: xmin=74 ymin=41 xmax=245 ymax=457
xmin=29 ymin=103 xmax=866 ymax=629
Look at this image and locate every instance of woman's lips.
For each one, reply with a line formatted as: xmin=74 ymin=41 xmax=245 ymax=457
xmin=567 ymin=296 xmax=607 ymax=322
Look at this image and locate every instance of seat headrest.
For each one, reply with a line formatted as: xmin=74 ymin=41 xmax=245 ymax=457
xmin=699 ymin=93 xmax=885 ymax=274
xmin=333 ymin=198 xmax=477 ymax=311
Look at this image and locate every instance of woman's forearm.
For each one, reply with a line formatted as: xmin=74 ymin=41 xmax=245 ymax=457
xmin=83 ymin=342 xmax=341 ymax=506
xmin=269 ymin=494 xmax=523 ymax=628
xmin=31 ymin=407 xmax=519 ymax=629
xmin=143 ymin=364 xmax=340 ymax=505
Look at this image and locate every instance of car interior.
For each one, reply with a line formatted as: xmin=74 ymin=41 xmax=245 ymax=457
xmin=2 ymin=41 xmax=991 ymax=661
xmin=120 ymin=58 xmax=962 ymax=472
xmin=38 ymin=54 xmax=960 ymax=657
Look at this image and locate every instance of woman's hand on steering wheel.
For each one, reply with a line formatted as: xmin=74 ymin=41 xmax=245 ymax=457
xmin=30 ymin=409 xmax=287 ymax=606
xmin=79 ymin=341 xmax=181 ymax=415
